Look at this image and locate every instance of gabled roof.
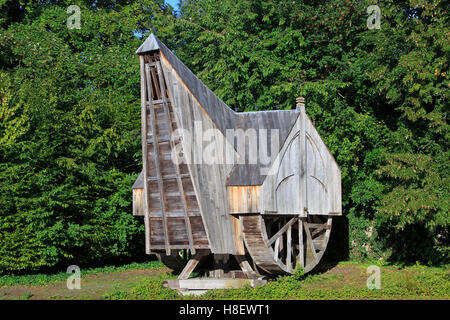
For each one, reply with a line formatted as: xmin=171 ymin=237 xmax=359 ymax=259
xmin=136 ymin=33 xmax=160 ymax=54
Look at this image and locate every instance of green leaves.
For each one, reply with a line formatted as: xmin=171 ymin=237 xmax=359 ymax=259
xmin=174 ymin=0 xmax=448 ymax=265
xmin=0 ymin=2 xmax=170 ymax=273
xmin=0 ymin=0 xmax=448 ymax=273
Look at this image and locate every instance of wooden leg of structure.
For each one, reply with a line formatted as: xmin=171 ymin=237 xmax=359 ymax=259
xmin=213 ymin=254 xmax=229 ymax=278
xmin=178 ymin=250 xmax=210 ymax=280
xmin=234 ymin=255 xmax=258 ymax=279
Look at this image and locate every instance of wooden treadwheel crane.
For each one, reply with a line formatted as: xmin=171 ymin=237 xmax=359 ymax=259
xmin=131 ymin=34 xmax=342 ymax=280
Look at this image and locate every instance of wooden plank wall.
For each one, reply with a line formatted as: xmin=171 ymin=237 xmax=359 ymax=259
xmin=304 ymin=116 xmax=342 ymax=215
xmin=260 ymin=111 xmax=342 ymax=216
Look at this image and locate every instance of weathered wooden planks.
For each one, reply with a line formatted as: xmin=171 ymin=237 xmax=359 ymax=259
xmin=136 ymin=53 xmax=209 ymax=254
xmin=133 ymin=34 xmax=342 ymax=276
xmin=160 ymin=53 xmax=236 ymax=254
xmin=259 ymin=105 xmax=342 ymax=216
xmin=227 ymin=186 xmax=260 ymax=214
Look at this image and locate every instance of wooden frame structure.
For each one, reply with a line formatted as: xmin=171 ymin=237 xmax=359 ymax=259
xmin=132 ymin=34 xmax=342 ymax=279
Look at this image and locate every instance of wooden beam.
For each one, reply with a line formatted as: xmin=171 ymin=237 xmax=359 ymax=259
xmin=267 ymin=217 xmax=297 ymax=246
xmin=178 ymin=250 xmax=210 ymax=280
xmin=140 ymin=56 xmax=152 ymax=253
xmin=311 ymin=224 xmax=331 ymax=237
xmin=298 ymin=218 xmax=304 ymax=268
xmin=303 ymin=220 xmax=318 ymax=262
xmin=149 ymin=245 xmax=209 ymax=250
xmin=150 ymin=66 xmax=161 ymax=100
xmin=299 ymin=99 xmax=307 ymax=216
xmin=274 ymin=237 xmax=280 ymax=262
xmin=287 ymin=224 xmax=292 ymax=272
xmin=234 ymin=255 xmax=258 ymax=279
xmin=145 ymin=63 xmax=171 ymax=256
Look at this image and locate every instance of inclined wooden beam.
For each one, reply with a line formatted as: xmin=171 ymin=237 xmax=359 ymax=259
xmin=140 ymin=56 xmax=152 ymax=253
xmin=156 ymin=61 xmax=195 ymax=255
xmin=145 ymin=63 xmax=171 ymax=256
xmin=178 ymin=250 xmax=210 ymax=280
xmin=267 ymin=217 xmax=297 ymax=246
xmin=286 ymin=224 xmax=292 ymax=272
xmin=298 ymin=218 xmax=304 ymax=268
xmin=234 ymin=255 xmax=258 ymax=279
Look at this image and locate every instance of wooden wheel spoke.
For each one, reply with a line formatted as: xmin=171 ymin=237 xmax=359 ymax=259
xmin=242 ymin=214 xmax=332 ymax=276
xmin=267 ymin=217 xmax=297 ymax=246
xmin=286 ymin=224 xmax=292 ymax=271
xmin=303 ymin=220 xmax=318 ymax=262
xmin=298 ymin=218 xmax=305 ymax=268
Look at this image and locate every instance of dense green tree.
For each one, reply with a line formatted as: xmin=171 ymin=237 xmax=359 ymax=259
xmin=0 ymin=0 xmax=448 ymax=273
xmin=0 ymin=1 xmax=177 ymax=273
xmin=171 ymin=0 xmax=449 ymax=264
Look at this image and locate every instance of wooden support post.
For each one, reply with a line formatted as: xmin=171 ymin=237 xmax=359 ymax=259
xmin=298 ymin=218 xmax=305 ymax=268
xmin=234 ymin=255 xmax=258 ymax=279
xmin=213 ymin=254 xmax=229 ymax=278
xmin=178 ymin=250 xmax=210 ymax=280
xmin=274 ymin=237 xmax=280 ymax=262
xmin=287 ymin=224 xmax=292 ymax=272
xmin=140 ymin=56 xmax=152 ymax=254
xmin=303 ymin=220 xmax=318 ymax=262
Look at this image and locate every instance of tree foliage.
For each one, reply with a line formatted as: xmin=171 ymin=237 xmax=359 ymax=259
xmin=0 ymin=0 xmax=448 ymax=273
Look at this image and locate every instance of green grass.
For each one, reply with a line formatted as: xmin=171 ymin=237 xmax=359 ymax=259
xmin=0 ymin=261 xmax=164 ymax=287
xmin=102 ymin=261 xmax=450 ymax=300
xmin=103 ymin=273 xmax=181 ymax=300
xmin=1 ymin=260 xmax=448 ymax=300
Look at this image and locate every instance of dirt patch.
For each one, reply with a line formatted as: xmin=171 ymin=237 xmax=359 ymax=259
xmin=1 ymin=267 xmax=171 ymax=300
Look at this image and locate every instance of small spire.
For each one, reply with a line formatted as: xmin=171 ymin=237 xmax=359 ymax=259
xmin=296 ymin=96 xmax=305 ymax=111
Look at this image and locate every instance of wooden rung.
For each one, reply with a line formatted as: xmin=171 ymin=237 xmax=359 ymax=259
xmin=152 ymin=99 xmax=164 ymax=105
xmin=147 ymin=139 xmax=171 ymax=145
xmin=150 ymin=245 xmax=210 ymax=250
xmin=150 ymin=191 xmax=180 ymax=197
xmin=147 ymin=174 xmax=191 ymax=181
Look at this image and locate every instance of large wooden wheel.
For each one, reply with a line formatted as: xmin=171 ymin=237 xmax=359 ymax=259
xmin=241 ymin=214 xmax=332 ymax=275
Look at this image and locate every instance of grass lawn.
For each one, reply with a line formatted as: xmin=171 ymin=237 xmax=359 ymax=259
xmin=0 ymin=261 xmax=448 ymax=300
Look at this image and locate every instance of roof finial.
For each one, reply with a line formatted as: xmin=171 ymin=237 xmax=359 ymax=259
xmin=296 ymin=96 xmax=305 ymax=111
